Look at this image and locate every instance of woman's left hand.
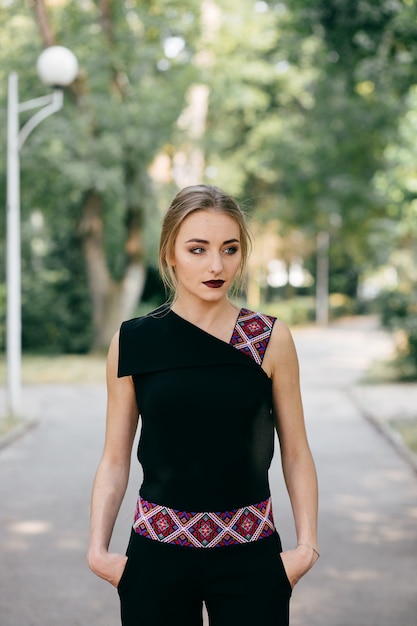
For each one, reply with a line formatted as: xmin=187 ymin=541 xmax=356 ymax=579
xmin=280 ymin=544 xmax=319 ymax=589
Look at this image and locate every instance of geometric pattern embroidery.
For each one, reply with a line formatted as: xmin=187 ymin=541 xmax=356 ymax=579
xmin=230 ymin=308 xmax=276 ymax=365
xmin=133 ymin=496 xmax=275 ymax=548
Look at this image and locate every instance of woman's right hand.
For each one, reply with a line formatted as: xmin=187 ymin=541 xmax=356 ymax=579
xmin=88 ymin=551 xmax=128 ymax=588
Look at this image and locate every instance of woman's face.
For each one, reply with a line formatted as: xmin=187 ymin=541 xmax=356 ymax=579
xmin=169 ymin=209 xmax=242 ymax=304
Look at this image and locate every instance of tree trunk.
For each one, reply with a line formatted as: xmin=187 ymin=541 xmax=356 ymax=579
xmin=79 ymin=191 xmax=146 ymax=351
xmin=32 ymin=0 xmax=56 ymax=47
xmin=33 ymin=1 xmax=147 ymax=351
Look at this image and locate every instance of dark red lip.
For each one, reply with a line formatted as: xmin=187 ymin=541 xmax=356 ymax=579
xmin=203 ymin=280 xmax=225 ymax=288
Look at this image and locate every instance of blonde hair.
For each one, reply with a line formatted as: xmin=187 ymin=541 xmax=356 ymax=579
xmin=159 ymin=184 xmax=252 ymax=297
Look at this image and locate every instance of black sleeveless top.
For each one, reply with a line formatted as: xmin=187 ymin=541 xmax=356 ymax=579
xmin=118 ymin=307 xmax=277 ymax=511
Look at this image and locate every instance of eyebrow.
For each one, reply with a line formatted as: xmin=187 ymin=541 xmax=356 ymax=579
xmin=185 ymin=238 xmax=240 ymax=245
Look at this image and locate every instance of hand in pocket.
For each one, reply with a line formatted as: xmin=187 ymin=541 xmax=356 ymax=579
xmin=88 ymin=551 xmax=128 ymax=588
xmin=280 ymin=545 xmax=318 ymax=588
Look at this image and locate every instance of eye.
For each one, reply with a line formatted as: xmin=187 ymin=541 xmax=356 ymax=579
xmin=224 ymin=246 xmax=239 ymax=255
xmin=190 ymin=246 xmax=205 ymax=254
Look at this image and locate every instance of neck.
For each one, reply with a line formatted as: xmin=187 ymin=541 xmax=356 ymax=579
xmin=171 ymin=297 xmax=238 ymax=329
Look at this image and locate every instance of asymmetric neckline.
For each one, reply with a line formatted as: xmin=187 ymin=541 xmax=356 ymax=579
xmin=168 ymin=307 xmax=276 ymax=375
xmin=168 ymin=306 xmax=243 ymax=346
xmin=118 ymin=305 xmax=276 ymax=381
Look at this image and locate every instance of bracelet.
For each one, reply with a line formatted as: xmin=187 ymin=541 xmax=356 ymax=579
xmin=297 ymin=542 xmax=320 ymax=558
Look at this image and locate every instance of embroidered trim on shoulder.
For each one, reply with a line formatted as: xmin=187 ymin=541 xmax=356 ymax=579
xmin=230 ymin=308 xmax=276 ymax=365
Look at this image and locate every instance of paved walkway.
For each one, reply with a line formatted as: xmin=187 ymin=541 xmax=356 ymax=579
xmin=0 ymin=316 xmax=416 ymax=626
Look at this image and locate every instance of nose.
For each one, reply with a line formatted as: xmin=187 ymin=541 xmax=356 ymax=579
xmin=209 ymin=252 xmax=223 ymax=274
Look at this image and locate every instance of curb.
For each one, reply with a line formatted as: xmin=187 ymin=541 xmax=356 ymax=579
xmin=348 ymin=389 xmax=417 ymax=475
xmin=0 ymin=418 xmax=38 ymax=451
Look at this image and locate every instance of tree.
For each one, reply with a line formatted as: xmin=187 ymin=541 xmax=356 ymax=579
xmin=2 ymin=0 xmax=417 ymax=354
xmin=1 ymin=0 xmax=199 ymax=351
xmin=202 ymin=0 xmax=417 ymax=306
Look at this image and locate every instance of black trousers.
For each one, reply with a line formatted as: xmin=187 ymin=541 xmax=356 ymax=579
xmin=117 ymin=529 xmax=292 ymax=626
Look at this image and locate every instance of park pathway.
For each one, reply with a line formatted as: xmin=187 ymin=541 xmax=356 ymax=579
xmin=0 ymin=316 xmax=416 ymax=626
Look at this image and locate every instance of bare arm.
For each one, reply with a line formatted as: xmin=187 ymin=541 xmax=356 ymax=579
xmin=266 ymin=321 xmax=319 ymax=586
xmin=87 ymin=331 xmax=139 ymax=587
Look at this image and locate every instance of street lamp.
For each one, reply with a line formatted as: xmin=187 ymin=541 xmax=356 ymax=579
xmin=6 ymin=46 xmax=78 ymax=418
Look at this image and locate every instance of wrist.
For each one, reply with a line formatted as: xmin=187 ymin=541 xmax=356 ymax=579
xmin=296 ymin=542 xmax=320 ymax=560
xmin=87 ymin=547 xmax=109 ymax=573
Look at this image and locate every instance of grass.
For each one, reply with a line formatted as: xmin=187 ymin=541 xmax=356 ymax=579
xmin=0 ymin=354 xmax=107 ymax=439
xmin=362 ymin=358 xmax=417 ymax=457
xmin=389 ymin=419 xmax=417 ymax=455
xmin=0 ymin=353 xmax=107 ymax=385
xmin=0 ymin=415 xmax=21 ymax=437
xmin=361 ymin=358 xmax=403 ymax=384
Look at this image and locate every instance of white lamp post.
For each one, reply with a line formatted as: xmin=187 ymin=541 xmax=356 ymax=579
xmin=6 ymin=46 xmax=78 ymax=418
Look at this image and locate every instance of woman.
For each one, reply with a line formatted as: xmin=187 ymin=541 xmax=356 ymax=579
xmin=88 ymin=184 xmax=319 ymax=625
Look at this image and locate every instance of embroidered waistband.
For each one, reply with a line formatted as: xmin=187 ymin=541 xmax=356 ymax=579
xmin=133 ymin=496 xmax=275 ymax=548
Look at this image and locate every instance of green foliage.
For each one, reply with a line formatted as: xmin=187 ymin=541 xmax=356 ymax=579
xmin=204 ymin=0 xmax=417 ymax=297
xmin=263 ymin=297 xmax=316 ymax=326
xmin=261 ymin=293 xmax=355 ymax=326
xmin=21 ymin=220 xmax=93 ymax=353
xmin=328 ymin=293 xmax=357 ymax=319
xmin=390 ymin=418 xmax=417 ymax=455
xmin=378 ymin=290 xmax=411 ymax=328
xmin=377 ymin=289 xmax=417 ymax=380
xmin=2 ymin=0 xmax=417 ymax=353
xmin=0 ymin=0 xmax=199 ymax=352
xmin=0 ymin=283 xmax=5 ymax=352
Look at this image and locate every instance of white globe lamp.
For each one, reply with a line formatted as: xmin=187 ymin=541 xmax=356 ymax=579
xmin=36 ymin=45 xmax=79 ymax=87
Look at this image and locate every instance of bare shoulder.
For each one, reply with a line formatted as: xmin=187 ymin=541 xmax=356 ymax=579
xmin=106 ymin=331 xmax=120 ymax=376
xmin=270 ymin=319 xmax=298 ymax=355
xmin=263 ymin=319 xmax=299 ymax=377
xmin=270 ymin=318 xmax=294 ymax=342
xmin=106 ymin=331 xmax=135 ymax=398
xmin=106 ymin=329 xmax=138 ymax=420
xmin=107 ymin=330 xmax=120 ymax=359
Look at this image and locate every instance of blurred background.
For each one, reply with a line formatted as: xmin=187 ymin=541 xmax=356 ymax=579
xmin=1 ymin=5 xmax=417 ymax=625
xmin=1 ymin=0 xmax=417 ymax=377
